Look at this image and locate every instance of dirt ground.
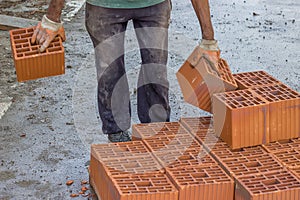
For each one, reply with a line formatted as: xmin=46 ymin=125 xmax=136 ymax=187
xmin=0 ymin=0 xmax=299 ymax=199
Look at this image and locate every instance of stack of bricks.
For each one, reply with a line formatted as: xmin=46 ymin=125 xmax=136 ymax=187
xmin=9 ymin=27 xmax=65 ymax=82
xmin=178 ymin=117 xmax=300 ymax=200
xmin=89 ymin=141 xmax=178 ymax=200
xmin=90 ymin=117 xmax=300 ymax=199
xmin=213 ymin=71 xmax=300 ymax=149
xmin=90 ymin=122 xmax=235 ymax=200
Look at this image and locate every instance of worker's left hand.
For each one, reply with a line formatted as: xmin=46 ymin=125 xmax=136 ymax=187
xmin=31 ymin=15 xmax=66 ymax=52
xmin=188 ymin=39 xmax=221 ymax=75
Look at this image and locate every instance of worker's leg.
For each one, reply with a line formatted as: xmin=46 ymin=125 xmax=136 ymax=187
xmin=85 ymin=3 xmax=131 ymax=135
xmin=133 ymin=0 xmax=172 ymax=123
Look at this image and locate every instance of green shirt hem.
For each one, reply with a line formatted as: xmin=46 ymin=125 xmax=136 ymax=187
xmin=86 ymin=0 xmax=165 ymax=9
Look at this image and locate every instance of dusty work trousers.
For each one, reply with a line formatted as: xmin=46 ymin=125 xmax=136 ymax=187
xmin=85 ymin=1 xmax=172 ymax=134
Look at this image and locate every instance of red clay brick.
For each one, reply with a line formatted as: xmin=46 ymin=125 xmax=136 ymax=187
xmin=208 ymin=142 xmax=267 ymax=162
xmin=262 ymin=138 xmax=300 ymax=153
xmin=291 ymin=168 xmax=300 ymax=179
xmin=91 ymin=141 xmax=149 ymax=160
xmin=233 ymin=70 xmax=281 ymax=89
xmin=90 ymin=154 xmax=165 ymax=200
xmin=220 ymin=154 xmax=283 ymax=178
xmin=109 ymin=174 xmax=179 ymax=200
xmin=132 ymin=122 xmax=189 ymax=140
xmin=235 ymin=170 xmax=300 ymax=200
xmin=154 ymin=148 xmax=217 ymax=169
xmin=213 ymin=89 xmax=270 ymax=149
xmin=166 ymin=165 xmax=234 ymax=200
xmin=273 ymin=149 xmax=300 ymax=169
xmin=176 ymin=47 xmax=237 ymax=113
xmin=143 ymin=133 xmax=199 ymax=152
xmin=9 ymin=27 xmax=65 ymax=82
xmin=180 ymin=116 xmax=213 ymax=133
xmin=252 ymin=84 xmax=300 ymax=142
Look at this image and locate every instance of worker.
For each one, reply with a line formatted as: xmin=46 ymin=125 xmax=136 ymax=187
xmin=31 ymin=0 xmax=220 ymax=142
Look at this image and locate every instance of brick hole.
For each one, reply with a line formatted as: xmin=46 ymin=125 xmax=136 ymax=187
xmin=192 ymin=172 xmax=209 ymax=178
xmin=245 ymin=161 xmax=262 ymax=168
xmin=15 ymin=44 xmax=21 ymax=48
xmin=48 ymin=47 xmax=62 ymax=52
xmin=123 ymin=163 xmax=141 ymax=168
xmin=27 ymin=28 xmax=34 ymax=33
xmin=234 ymin=96 xmax=246 ymax=102
xmin=31 ymin=47 xmax=38 ymax=51
xmin=179 ymin=155 xmax=193 ymax=161
xmin=16 ymin=48 xmax=30 ymax=53
xmin=20 ymin=33 xmax=33 ymax=39
xmin=52 ymin=37 xmax=60 ymax=42
xmin=136 ymin=181 xmax=152 ymax=187
xmin=12 ymin=29 xmax=26 ymax=35
xmin=25 ymin=50 xmax=39 ymax=56
xmin=14 ymin=39 xmax=28 ymax=44
xmin=13 ymin=35 xmax=20 ymax=40
xmin=17 ymin=54 xmax=23 ymax=58
xmin=263 ymin=179 xmax=280 ymax=186
xmin=250 ymin=76 xmax=260 ymax=81
xmin=23 ymin=43 xmax=29 ymax=47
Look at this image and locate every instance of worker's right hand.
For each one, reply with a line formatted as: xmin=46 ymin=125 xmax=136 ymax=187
xmin=31 ymin=15 xmax=66 ymax=52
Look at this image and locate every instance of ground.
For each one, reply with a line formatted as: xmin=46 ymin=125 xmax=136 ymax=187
xmin=0 ymin=0 xmax=299 ymax=199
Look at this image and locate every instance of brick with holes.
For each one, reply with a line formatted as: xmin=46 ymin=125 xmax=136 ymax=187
xmin=176 ymin=48 xmax=237 ymax=113
xmin=262 ymin=138 xmax=300 ymax=153
xmin=273 ymin=149 xmax=300 ymax=169
xmin=167 ymin=165 xmax=234 ymax=200
xmin=208 ymin=143 xmax=267 ymax=163
xmin=233 ymin=71 xmax=281 ymax=89
xmin=154 ymin=148 xmax=217 ymax=169
xmin=252 ymin=84 xmax=300 ymax=142
xmin=220 ymin=154 xmax=283 ymax=178
xmin=132 ymin=122 xmax=189 ymax=141
xmin=235 ymin=170 xmax=300 ymax=200
xmin=212 ymin=89 xmax=270 ymax=149
xmin=9 ymin=27 xmax=65 ymax=82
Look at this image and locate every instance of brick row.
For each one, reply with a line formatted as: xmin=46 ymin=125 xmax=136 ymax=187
xmin=110 ymin=174 xmax=179 ymax=200
xmin=166 ymin=165 xmax=234 ymax=200
xmin=180 ymin=116 xmax=213 ymax=133
xmin=220 ymin=154 xmax=283 ymax=178
xmin=233 ymin=70 xmax=281 ymax=89
xmin=91 ymin=141 xmax=149 ymax=160
xmin=132 ymin=122 xmax=189 ymax=140
xmin=176 ymin=46 xmax=237 ymax=113
xmin=208 ymin=143 xmax=267 ymax=162
xmin=262 ymin=138 xmax=300 ymax=153
xmin=154 ymin=148 xmax=217 ymax=169
xmin=143 ymin=134 xmax=200 ymax=152
xmin=213 ymin=89 xmax=269 ymax=149
xmin=235 ymin=170 xmax=300 ymax=200
xmin=273 ymin=149 xmax=300 ymax=169
xmin=10 ymin=27 xmax=65 ymax=82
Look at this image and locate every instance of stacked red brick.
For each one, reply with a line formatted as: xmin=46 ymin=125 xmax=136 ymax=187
xmin=213 ymin=71 xmax=300 ymax=149
xmin=132 ymin=121 xmax=234 ymax=200
xmin=180 ymin=117 xmax=300 ymax=200
xmin=9 ymin=27 xmax=65 ymax=82
xmin=89 ymin=141 xmax=178 ymax=200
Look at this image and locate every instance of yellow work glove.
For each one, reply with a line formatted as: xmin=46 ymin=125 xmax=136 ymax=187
xmin=199 ymin=39 xmax=220 ymax=63
xmin=31 ymin=15 xmax=66 ymax=52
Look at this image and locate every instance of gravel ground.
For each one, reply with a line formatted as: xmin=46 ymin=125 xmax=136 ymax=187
xmin=0 ymin=0 xmax=299 ymax=199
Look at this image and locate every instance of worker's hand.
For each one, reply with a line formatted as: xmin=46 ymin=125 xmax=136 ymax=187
xmin=188 ymin=39 xmax=221 ymax=76
xmin=31 ymin=15 xmax=66 ymax=52
xmin=198 ymin=39 xmax=220 ymax=63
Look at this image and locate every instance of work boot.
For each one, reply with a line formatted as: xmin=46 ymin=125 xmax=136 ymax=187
xmin=108 ymin=130 xmax=131 ymax=143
